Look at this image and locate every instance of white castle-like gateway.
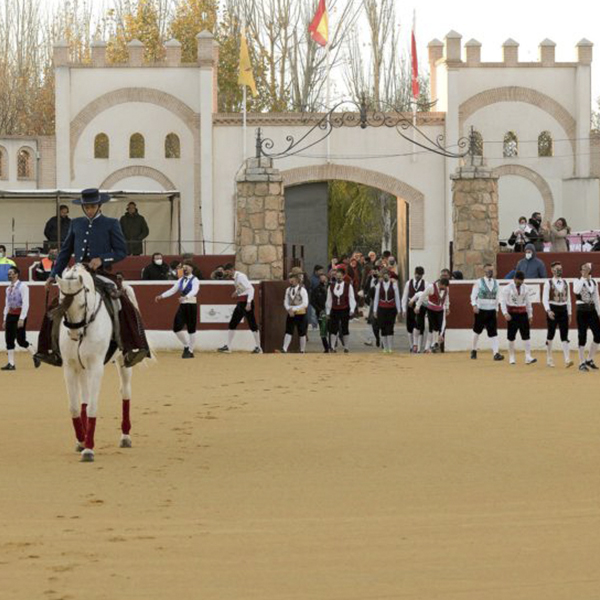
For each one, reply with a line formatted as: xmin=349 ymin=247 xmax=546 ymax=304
xmin=1 ymin=31 xmax=598 ymax=276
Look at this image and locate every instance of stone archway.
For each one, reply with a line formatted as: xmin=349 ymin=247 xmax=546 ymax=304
xmin=492 ymin=164 xmax=555 ymax=221
xmin=100 ymin=165 xmax=176 ymax=190
xmin=281 ymin=164 xmax=426 ymax=249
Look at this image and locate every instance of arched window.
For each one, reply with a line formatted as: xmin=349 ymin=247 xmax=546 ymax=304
xmin=538 ymin=131 xmax=553 ymax=157
xmin=503 ymin=131 xmax=518 ymax=158
xmin=17 ymin=148 xmax=33 ymax=179
xmin=94 ymin=133 xmax=109 ymax=159
xmin=0 ymin=146 xmax=7 ymax=180
xmin=129 ymin=133 xmax=145 ymax=159
xmin=471 ymin=130 xmax=484 ymax=156
xmin=165 ymin=133 xmax=180 ymax=158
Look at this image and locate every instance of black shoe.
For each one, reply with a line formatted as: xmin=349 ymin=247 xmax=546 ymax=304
xmin=493 ymin=353 xmax=505 ymax=361
xmin=182 ymin=347 xmax=194 ymax=359
xmin=586 ymin=360 xmax=599 ymax=370
xmin=470 ymin=350 xmax=477 ymax=360
xmin=1 ymin=364 xmax=15 ymax=371
xmin=343 ymin=347 xmax=349 ymax=354
xmin=217 ymin=345 xmax=231 ymax=354
xmin=251 ymin=347 xmax=262 ymax=354
xmin=579 ymin=363 xmax=590 ymax=372
xmin=32 ymin=354 xmax=41 ymax=369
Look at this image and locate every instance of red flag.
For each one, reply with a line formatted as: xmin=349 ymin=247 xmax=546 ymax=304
xmin=309 ymin=0 xmax=328 ymax=47
xmin=411 ymin=12 xmax=419 ymax=99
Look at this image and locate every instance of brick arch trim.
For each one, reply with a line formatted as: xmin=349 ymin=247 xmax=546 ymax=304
xmin=492 ymin=164 xmax=554 ymax=221
xmin=100 ymin=165 xmax=176 ymax=190
xmin=459 ymin=86 xmax=576 ymax=156
xmin=281 ymin=164 xmax=426 ymax=249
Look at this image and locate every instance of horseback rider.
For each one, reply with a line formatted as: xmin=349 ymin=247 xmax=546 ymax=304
xmin=37 ymin=188 xmax=150 ymax=368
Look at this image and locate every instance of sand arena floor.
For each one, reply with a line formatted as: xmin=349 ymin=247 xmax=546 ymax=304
xmin=1 ymin=350 xmax=600 ymax=600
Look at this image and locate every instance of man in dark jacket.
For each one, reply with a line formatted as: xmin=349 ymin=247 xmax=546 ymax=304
xmin=43 ymin=205 xmax=71 ymax=251
xmin=515 ymin=243 xmax=547 ymax=278
xmin=119 ymin=202 xmax=149 ymax=255
xmin=310 ymin=272 xmax=329 ymax=352
xmin=142 ymin=253 xmax=170 ymax=280
xmin=528 ymin=212 xmax=544 ymax=252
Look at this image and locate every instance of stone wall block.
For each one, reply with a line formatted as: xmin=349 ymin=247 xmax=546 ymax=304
xmin=241 ymin=245 xmax=258 ymax=264
xmin=254 ymin=182 xmax=269 ymax=196
xmin=248 ymin=213 xmax=265 ymax=230
xmin=258 ymin=245 xmax=277 ymax=263
xmin=246 ymin=197 xmax=264 ymax=213
xmin=255 ymin=230 xmax=270 ymax=244
xmin=240 ymin=227 xmax=254 ymax=246
xmin=269 ymin=183 xmax=282 ymax=195
xmin=264 ymin=211 xmax=279 ymax=230
xmin=249 ymin=264 xmax=271 ymax=280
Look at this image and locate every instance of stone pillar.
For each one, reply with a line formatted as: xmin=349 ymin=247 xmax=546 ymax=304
xmin=235 ymin=158 xmax=285 ymax=280
xmin=451 ymin=157 xmax=499 ymax=279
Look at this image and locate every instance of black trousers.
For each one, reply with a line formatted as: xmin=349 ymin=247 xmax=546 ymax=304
xmin=4 ymin=314 xmax=29 ymax=350
xmin=427 ymin=309 xmax=444 ymax=333
xmin=229 ymin=300 xmax=258 ymax=332
xmin=377 ymin=307 xmax=398 ymax=336
xmin=473 ymin=309 xmax=498 ymax=337
xmin=285 ymin=314 xmax=308 ymax=337
xmin=546 ymin=304 xmax=569 ymax=342
xmin=406 ymin=306 xmax=425 ymax=334
xmin=507 ymin=312 xmax=530 ymax=341
xmin=173 ymin=304 xmax=197 ymax=334
xmin=576 ymin=307 xmax=600 ymax=347
xmin=329 ymin=308 xmax=350 ymax=337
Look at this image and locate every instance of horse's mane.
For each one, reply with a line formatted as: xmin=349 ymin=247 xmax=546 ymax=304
xmin=51 ymin=263 xmax=95 ymax=321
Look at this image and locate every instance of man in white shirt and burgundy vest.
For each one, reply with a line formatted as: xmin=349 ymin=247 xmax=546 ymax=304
xmin=373 ymin=267 xmax=401 ymax=353
xmin=2 ymin=266 xmax=40 ymax=371
xmin=218 ymin=263 xmax=262 ymax=354
xmin=542 ymin=261 xmax=573 ymax=368
xmin=500 ymin=270 xmax=536 ymax=365
xmin=282 ymin=272 xmax=309 ymax=353
xmin=470 ymin=263 xmax=504 ymax=361
xmin=155 ymin=259 xmax=200 ymax=358
xmin=415 ymin=277 xmax=450 ymax=353
xmin=326 ymin=266 xmax=357 ymax=353
xmin=402 ymin=266 xmax=427 ymax=353
xmin=572 ymin=262 xmax=600 ymax=372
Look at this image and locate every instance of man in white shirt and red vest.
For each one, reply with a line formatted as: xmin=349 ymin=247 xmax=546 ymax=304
xmin=470 ymin=263 xmax=504 ymax=361
xmin=542 ymin=261 xmax=573 ymax=368
xmin=500 ymin=270 xmax=536 ymax=365
xmin=2 ymin=266 xmax=40 ymax=371
xmin=572 ymin=262 xmax=600 ymax=372
xmin=402 ymin=266 xmax=427 ymax=353
xmin=373 ymin=267 xmax=401 ymax=353
xmin=219 ymin=263 xmax=262 ymax=354
xmin=155 ymin=259 xmax=200 ymax=359
xmin=415 ymin=277 xmax=450 ymax=353
xmin=282 ymin=272 xmax=309 ymax=353
xmin=326 ymin=266 xmax=357 ymax=353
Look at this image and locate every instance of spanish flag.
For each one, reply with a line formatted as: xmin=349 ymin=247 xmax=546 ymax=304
xmin=309 ymin=0 xmax=328 ymax=47
xmin=238 ymin=28 xmax=257 ymax=97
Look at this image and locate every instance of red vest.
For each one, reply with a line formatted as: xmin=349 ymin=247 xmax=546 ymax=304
xmin=378 ymin=282 xmax=396 ymax=309
xmin=330 ymin=281 xmax=350 ymax=310
xmin=427 ymin=282 xmax=448 ymax=312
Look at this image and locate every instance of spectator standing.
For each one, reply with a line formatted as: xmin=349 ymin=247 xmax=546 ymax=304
xmin=142 ymin=253 xmax=170 ymax=280
xmin=43 ymin=204 xmax=71 ymax=251
xmin=515 ymin=244 xmax=547 ymax=278
xmin=0 ymin=245 xmax=16 ymax=282
xmin=120 ymin=202 xmax=149 ymax=256
xmin=527 ymin=212 xmax=544 ymax=252
xmin=307 ymin=265 xmax=324 ymax=329
xmin=310 ymin=272 xmax=330 ymax=353
xmin=508 ymin=216 xmax=531 ymax=252
xmin=543 ymin=218 xmax=570 ymax=252
xmin=33 ymin=248 xmax=58 ymax=281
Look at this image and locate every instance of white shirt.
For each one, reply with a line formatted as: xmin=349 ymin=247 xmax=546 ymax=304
xmin=573 ymin=277 xmax=600 ymax=314
xmin=542 ymin=278 xmax=571 ymax=315
xmin=401 ymin=278 xmax=428 ymax=312
xmin=470 ymin=277 xmax=499 ymax=311
xmin=160 ymin=275 xmax=200 ymax=304
xmin=416 ymin=283 xmax=450 ymax=311
xmin=500 ymin=282 xmax=533 ymax=319
xmin=325 ymin=280 xmax=357 ymax=315
xmin=3 ymin=280 xmax=29 ymax=320
xmin=284 ymin=285 xmax=309 ymax=314
xmin=373 ymin=279 xmax=401 ymax=314
xmin=234 ymin=271 xmax=254 ymax=303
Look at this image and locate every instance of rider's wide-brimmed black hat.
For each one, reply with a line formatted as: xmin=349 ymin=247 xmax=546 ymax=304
xmin=73 ymin=188 xmax=111 ymax=205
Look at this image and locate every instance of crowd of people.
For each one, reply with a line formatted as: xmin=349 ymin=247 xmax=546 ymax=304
xmin=506 ymin=212 xmax=571 ymax=253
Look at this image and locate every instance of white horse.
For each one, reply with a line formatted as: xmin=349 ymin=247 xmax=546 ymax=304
xmin=56 ymin=264 xmax=133 ymax=462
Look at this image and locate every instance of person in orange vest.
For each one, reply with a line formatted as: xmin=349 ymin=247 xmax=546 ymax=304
xmin=33 ymin=248 xmax=58 ymax=281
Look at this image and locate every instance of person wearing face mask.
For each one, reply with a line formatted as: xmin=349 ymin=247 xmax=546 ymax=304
xmin=281 ymin=273 xmax=309 ymax=353
xmin=34 ymin=248 xmax=58 ymax=281
xmin=402 ymin=266 xmax=427 ymax=353
xmin=542 ymin=261 xmax=573 ymax=368
xmin=527 ymin=212 xmax=544 ymax=252
xmin=500 ymin=271 xmax=536 ymax=365
xmin=415 ymin=277 xmax=450 ymax=353
xmin=0 ymin=245 xmax=16 ymax=282
xmin=326 ymin=266 xmax=357 ymax=353
xmin=572 ymin=263 xmax=600 ymax=372
xmin=155 ymin=260 xmax=200 ymax=358
xmin=542 ymin=217 xmax=571 ymax=253
xmin=514 ymin=243 xmax=547 ymax=279
xmin=508 ymin=216 xmax=531 ymax=252
xmin=372 ymin=268 xmax=401 ymax=354
xmin=470 ymin=263 xmax=504 ymax=361
xmin=2 ymin=267 xmax=40 ymax=371
xmin=142 ymin=252 xmax=170 ymax=280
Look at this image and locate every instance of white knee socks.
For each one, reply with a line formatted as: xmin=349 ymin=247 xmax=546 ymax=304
xmin=579 ymin=346 xmax=586 ymax=364
xmin=188 ymin=333 xmax=196 ymax=351
xmin=175 ymin=330 xmax=189 ymax=348
xmin=227 ymin=329 xmax=235 ymax=347
xmin=508 ymin=341 xmax=515 ymax=362
xmin=253 ymin=331 xmax=261 ymax=349
xmin=299 ymin=336 xmax=307 ymax=353
xmin=546 ymin=339 xmax=553 ymax=362
xmin=283 ymin=334 xmax=292 ymax=352
xmin=491 ymin=336 xmax=499 ymax=355
xmin=524 ymin=340 xmax=532 ymax=361
xmin=7 ymin=349 xmax=15 ymax=365
xmin=472 ymin=333 xmax=479 ymax=351
xmin=562 ymin=341 xmax=570 ymax=363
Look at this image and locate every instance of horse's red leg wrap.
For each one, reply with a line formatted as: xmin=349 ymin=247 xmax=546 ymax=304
xmin=84 ymin=417 xmax=97 ymax=450
xmin=81 ymin=403 xmax=88 ymax=436
xmin=121 ymin=399 xmax=131 ymax=435
xmin=72 ymin=417 xmax=85 ymax=443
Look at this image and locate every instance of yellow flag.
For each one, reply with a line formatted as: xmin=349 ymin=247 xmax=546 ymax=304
xmin=238 ymin=29 xmax=257 ymax=97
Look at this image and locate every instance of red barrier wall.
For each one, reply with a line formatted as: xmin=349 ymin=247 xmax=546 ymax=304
xmin=496 ymin=252 xmax=600 ymax=279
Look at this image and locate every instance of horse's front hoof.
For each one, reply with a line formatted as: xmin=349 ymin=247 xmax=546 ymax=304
xmin=75 ymin=442 xmax=85 ymax=453
xmin=119 ymin=435 xmax=132 ymax=448
xmin=80 ymin=449 xmax=95 ymax=462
